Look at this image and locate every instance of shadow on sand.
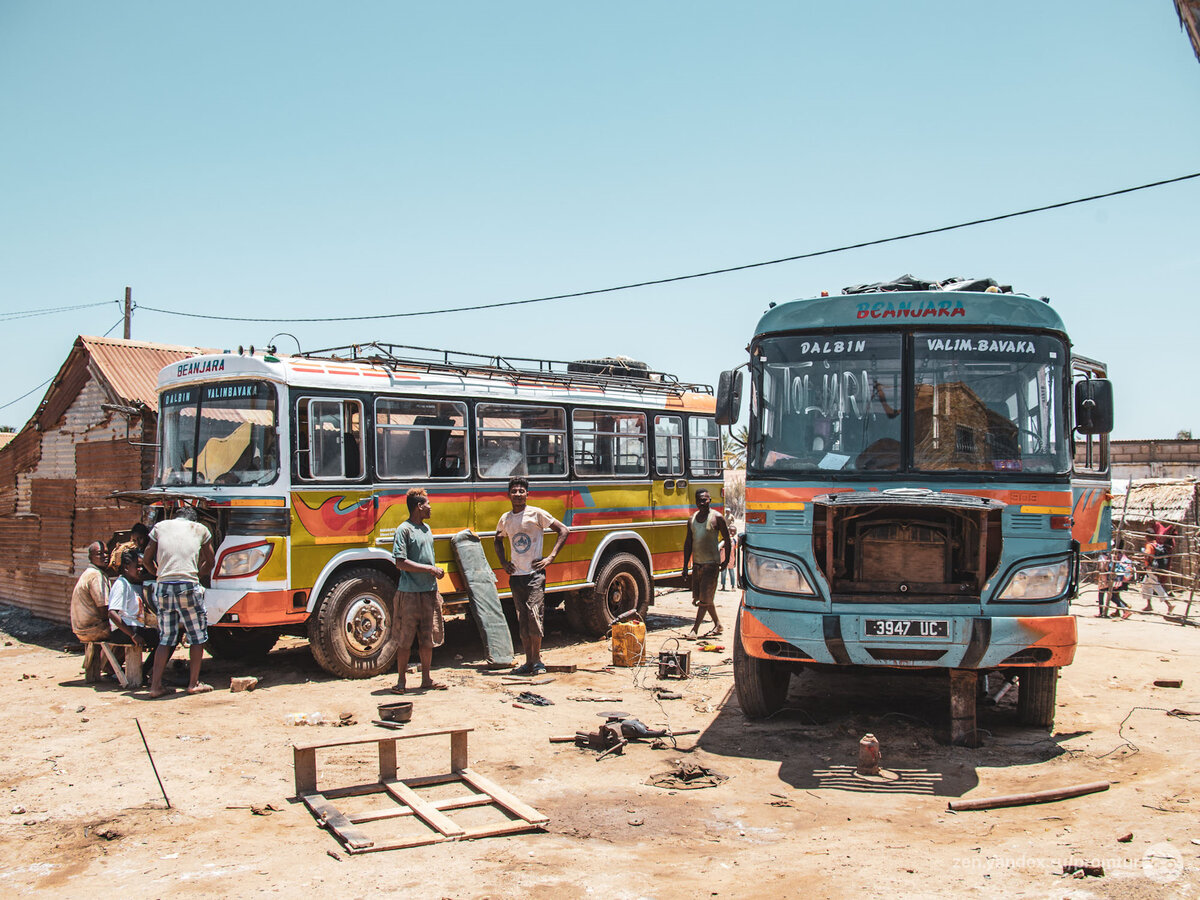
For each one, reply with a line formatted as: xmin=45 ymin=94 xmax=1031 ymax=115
xmin=694 ymin=666 xmax=1086 ymax=799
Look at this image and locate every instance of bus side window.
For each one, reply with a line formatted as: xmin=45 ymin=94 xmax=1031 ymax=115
xmin=655 ymin=415 xmax=684 ymax=476
xmin=688 ymin=416 xmax=721 ymax=477
xmin=573 ymin=410 xmax=647 ymax=477
xmin=297 ymin=397 xmax=363 ymax=481
xmin=476 ymin=404 xmax=566 ymax=479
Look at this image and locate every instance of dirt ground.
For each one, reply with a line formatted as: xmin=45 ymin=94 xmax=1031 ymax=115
xmin=0 ymin=584 xmax=1197 ymax=899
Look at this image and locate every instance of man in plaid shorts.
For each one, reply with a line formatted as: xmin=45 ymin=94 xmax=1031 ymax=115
xmin=144 ymin=506 xmax=215 ymax=697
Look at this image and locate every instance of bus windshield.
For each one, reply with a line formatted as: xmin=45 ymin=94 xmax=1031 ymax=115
xmin=750 ymin=331 xmax=1069 ymax=475
xmin=159 ymin=381 xmax=279 ymax=486
xmin=913 ymin=331 xmax=1069 ymax=474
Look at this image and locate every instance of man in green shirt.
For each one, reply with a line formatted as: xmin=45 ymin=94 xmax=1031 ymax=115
xmin=391 ymin=488 xmax=447 ymax=693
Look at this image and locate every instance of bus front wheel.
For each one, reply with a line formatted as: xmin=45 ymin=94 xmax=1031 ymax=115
xmin=308 ymin=567 xmax=399 ymax=679
xmin=733 ymin=615 xmax=791 ymax=718
xmin=579 ymin=552 xmax=651 ymax=637
xmin=1017 ymin=667 xmax=1058 ymax=728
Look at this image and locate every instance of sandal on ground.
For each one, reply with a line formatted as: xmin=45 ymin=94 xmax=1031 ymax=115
xmin=530 ymin=663 xmax=547 ymax=676
xmin=421 ymin=681 xmax=449 ymax=691
xmin=390 ymin=684 xmax=408 ymax=694
xmin=187 ymin=683 xmax=214 ymax=694
xmin=511 ymin=662 xmax=534 ymax=676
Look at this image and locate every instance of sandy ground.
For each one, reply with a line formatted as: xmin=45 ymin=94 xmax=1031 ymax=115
xmin=0 ymin=584 xmax=1197 ymax=899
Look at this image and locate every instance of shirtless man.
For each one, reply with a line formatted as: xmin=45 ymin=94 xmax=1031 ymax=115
xmin=682 ymin=489 xmax=731 ymax=638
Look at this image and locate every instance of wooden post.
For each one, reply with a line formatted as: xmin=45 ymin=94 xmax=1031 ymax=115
xmin=83 ymin=643 xmax=103 ymax=682
xmin=123 ymin=644 xmax=143 ymax=687
xmin=378 ymin=738 xmax=397 ymax=783
xmin=949 ymin=668 xmax=980 ymax=747
xmin=450 ymin=729 xmax=469 ymax=772
xmin=123 ymin=287 xmax=132 ymax=339
xmin=294 ymin=747 xmax=318 ymax=795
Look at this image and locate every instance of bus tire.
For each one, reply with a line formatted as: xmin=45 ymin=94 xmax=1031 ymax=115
xmin=733 ymin=613 xmax=790 ymax=718
xmin=579 ymin=553 xmax=651 ymax=637
xmin=1017 ymin=666 xmax=1058 ymax=728
xmin=307 ymin=567 xmax=398 ymax=679
xmin=206 ymin=626 xmax=279 ymax=660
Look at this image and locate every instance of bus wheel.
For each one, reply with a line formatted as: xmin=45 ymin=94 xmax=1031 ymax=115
xmin=308 ymin=567 xmax=398 ymax=679
xmin=580 ymin=553 xmax=651 ymax=637
xmin=733 ymin=614 xmax=790 ymax=718
xmin=206 ymin=627 xmax=279 ymax=660
xmin=1017 ymin=667 xmax=1058 ymax=728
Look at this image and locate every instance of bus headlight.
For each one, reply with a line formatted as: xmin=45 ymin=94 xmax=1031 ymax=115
xmin=746 ymin=551 xmax=816 ymax=595
xmin=216 ymin=542 xmax=273 ymax=578
xmin=997 ymin=559 xmax=1071 ymax=601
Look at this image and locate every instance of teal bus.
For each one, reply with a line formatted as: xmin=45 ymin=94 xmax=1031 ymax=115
xmin=715 ymin=280 xmax=1113 ymax=736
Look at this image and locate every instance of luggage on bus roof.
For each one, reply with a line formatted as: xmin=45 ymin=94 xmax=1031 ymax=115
xmin=841 ymin=275 xmax=1013 ymax=295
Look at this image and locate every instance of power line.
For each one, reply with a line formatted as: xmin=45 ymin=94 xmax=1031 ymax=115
xmin=134 ymin=170 xmax=1200 ymax=324
xmin=0 ymin=377 xmax=53 ymax=413
xmin=0 ymin=300 xmax=117 ymax=322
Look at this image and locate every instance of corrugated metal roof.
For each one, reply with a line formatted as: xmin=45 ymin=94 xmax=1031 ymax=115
xmin=81 ymin=335 xmax=213 ymax=408
xmin=1112 ymin=478 xmax=1199 ymax=526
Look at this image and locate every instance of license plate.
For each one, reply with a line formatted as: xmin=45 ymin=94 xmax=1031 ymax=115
xmin=865 ymin=619 xmax=949 ymax=638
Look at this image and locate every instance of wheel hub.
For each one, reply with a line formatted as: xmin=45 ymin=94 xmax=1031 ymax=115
xmin=606 ymin=572 xmax=637 ymax=615
xmin=343 ymin=594 xmax=388 ymax=655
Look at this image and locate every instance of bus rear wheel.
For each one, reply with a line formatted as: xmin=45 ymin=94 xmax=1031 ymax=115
xmin=308 ymin=567 xmax=398 ymax=679
xmin=733 ymin=613 xmax=791 ymax=718
xmin=1017 ymin=666 xmax=1058 ymax=728
xmin=578 ymin=552 xmax=651 ymax=637
xmin=206 ymin=626 xmax=279 ymax=660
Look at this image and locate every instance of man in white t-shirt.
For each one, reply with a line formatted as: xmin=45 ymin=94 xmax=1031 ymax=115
xmin=494 ymin=477 xmax=569 ymax=676
xmin=144 ymin=506 xmax=215 ymax=697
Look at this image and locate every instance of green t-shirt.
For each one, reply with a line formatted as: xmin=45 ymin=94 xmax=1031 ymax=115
xmin=393 ymin=520 xmax=437 ymax=592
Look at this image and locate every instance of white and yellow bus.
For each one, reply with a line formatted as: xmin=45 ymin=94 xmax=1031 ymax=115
xmin=124 ymin=344 xmax=723 ymax=677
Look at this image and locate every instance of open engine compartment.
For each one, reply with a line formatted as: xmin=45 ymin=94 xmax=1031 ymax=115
xmin=813 ymin=490 xmax=1003 ymax=603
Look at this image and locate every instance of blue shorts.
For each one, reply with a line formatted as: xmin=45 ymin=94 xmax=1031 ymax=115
xmin=156 ymin=582 xmax=208 ymax=645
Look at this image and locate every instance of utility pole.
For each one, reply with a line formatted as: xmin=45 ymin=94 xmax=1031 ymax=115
xmin=123 ymin=286 xmax=132 ymax=339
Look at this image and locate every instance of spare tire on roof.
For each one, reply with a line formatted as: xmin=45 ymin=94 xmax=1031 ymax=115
xmin=567 ymin=356 xmax=652 ymax=379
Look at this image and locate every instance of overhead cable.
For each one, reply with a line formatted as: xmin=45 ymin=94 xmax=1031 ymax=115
xmin=132 ymin=170 xmax=1200 ymax=324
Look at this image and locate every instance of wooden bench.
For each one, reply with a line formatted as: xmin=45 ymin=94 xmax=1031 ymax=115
xmin=293 ymin=727 xmax=548 ymax=852
xmin=82 ymin=641 xmax=143 ymax=688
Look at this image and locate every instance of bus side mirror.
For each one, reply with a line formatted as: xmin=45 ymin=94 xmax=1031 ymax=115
xmin=1074 ymin=378 xmax=1113 ymax=435
xmin=715 ymin=370 xmax=743 ymax=425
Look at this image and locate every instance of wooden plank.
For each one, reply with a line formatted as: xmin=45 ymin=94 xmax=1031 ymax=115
xmin=294 ymin=747 xmax=318 ymax=795
xmin=293 ymin=726 xmax=474 ymax=753
xmin=383 ymin=781 xmax=466 ymax=838
xmin=301 ymin=793 xmax=374 ymax=850
xmin=461 ymin=821 xmax=543 ymax=840
xmin=350 ymin=832 xmax=448 ymax=853
xmin=100 ymin=643 xmax=130 ymax=687
xmin=347 ymin=793 xmax=491 ymax=825
xmin=450 ymin=729 xmax=469 ymax=772
xmin=378 ymin=738 xmax=397 ymax=783
xmin=458 ymin=768 xmax=548 ymax=826
xmin=321 ymin=782 xmax=386 ymax=800
xmin=403 ymin=773 xmax=461 ymax=788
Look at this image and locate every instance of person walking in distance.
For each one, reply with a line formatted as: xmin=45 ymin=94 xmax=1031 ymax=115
xmin=144 ymin=506 xmax=215 ymax=697
xmin=391 ymin=488 xmax=448 ymax=693
xmin=1140 ymin=525 xmax=1175 ymax=616
xmin=682 ymin=489 xmax=731 ymax=638
xmin=494 ymin=477 xmax=569 ymax=676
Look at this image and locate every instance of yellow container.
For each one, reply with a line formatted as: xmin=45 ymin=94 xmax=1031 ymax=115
xmin=611 ymin=617 xmax=647 ymax=667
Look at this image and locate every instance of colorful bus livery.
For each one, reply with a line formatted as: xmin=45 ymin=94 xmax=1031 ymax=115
xmin=136 ymin=345 xmax=724 ymax=677
xmin=716 ymin=283 xmax=1113 ymax=736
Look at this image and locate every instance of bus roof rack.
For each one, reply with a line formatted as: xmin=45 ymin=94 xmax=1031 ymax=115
xmin=294 ymin=342 xmax=713 ymax=396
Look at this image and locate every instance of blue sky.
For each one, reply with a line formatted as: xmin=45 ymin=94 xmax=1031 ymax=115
xmin=1 ymin=2 xmax=1197 ymax=439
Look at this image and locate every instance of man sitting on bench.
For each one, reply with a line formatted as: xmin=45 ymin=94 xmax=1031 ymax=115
xmin=71 ymin=541 xmax=113 ymax=645
xmin=106 ymin=550 xmax=160 ymax=659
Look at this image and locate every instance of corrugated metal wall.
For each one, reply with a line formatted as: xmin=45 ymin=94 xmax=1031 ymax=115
xmin=0 ymin=374 xmax=153 ymax=625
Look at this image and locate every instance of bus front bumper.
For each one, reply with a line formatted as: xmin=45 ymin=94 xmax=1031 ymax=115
xmin=203 ymin=588 xmax=309 ymax=627
xmin=739 ymin=606 xmax=1075 ymax=670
